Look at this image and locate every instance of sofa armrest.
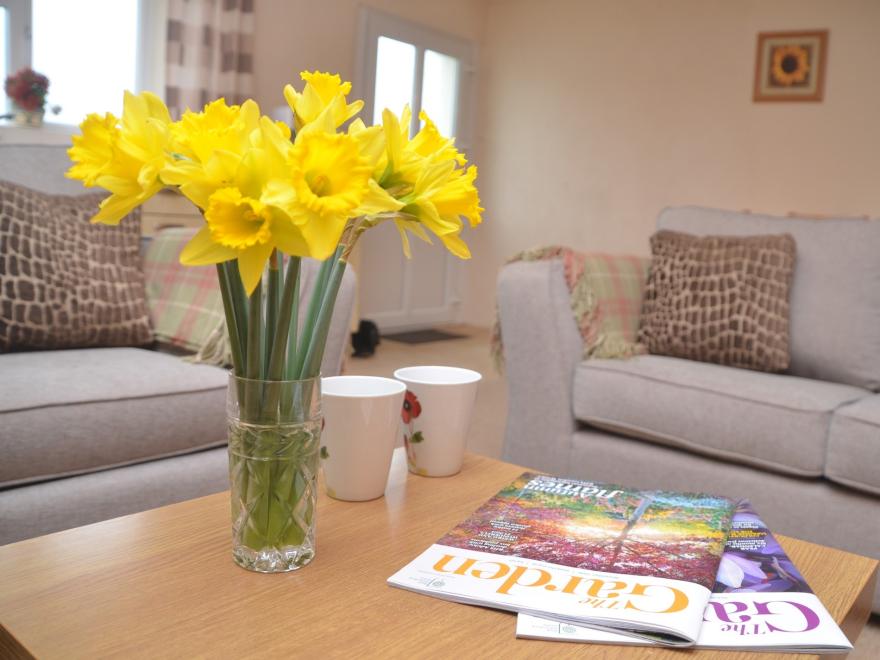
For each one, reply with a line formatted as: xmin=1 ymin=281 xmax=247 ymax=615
xmin=497 ymin=259 xmax=583 ymax=474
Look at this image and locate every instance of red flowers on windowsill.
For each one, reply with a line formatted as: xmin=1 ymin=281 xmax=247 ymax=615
xmin=4 ymin=67 xmax=49 ymax=112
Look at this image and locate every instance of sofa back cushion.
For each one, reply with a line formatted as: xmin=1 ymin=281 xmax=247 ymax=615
xmin=0 ymin=181 xmax=152 ymax=352
xmin=0 ymin=145 xmax=86 ymax=196
xmin=658 ymin=206 xmax=880 ymax=390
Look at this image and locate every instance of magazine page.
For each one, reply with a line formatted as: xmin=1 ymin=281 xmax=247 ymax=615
xmin=388 ymin=473 xmax=735 ymax=646
xmin=517 ymin=501 xmax=853 ymax=653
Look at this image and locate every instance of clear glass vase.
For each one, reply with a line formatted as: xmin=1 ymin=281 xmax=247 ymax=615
xmin=227 ymin=375 xmax=322 ymax=573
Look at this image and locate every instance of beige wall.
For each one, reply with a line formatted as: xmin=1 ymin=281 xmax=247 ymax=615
xmin=463 ymin=0 xmax=880 ymax=326
xmin=253 ymin=1 xmax=489 ymax=329
xmin=253 ymin=1 xmax=880 ymax=328
xmin=252 ymin=0 xmax=487 ymax=110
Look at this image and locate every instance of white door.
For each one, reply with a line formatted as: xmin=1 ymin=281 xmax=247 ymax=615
xmin=356 ymin=9 xmax=475 ymax=332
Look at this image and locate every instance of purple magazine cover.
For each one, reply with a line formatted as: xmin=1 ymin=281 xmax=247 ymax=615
xmin=713 ymin=500 xmax=811 ymax=594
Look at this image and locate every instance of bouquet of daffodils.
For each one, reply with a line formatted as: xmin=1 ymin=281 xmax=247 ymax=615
xmin=67 ymin=72 xmax=482 ymax=569
xmin=67 ymin=72 xmax=481 ymax=392
xmin=68 ymin=72 xmax=481 ymax=569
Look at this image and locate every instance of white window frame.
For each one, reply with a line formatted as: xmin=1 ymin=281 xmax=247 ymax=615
xmin=354 ymin=7 xmax=478 ymax=331
xmin=1 ymin=0 xmax=165 ymax=120
xmin=1 ymin=0 xmax=32 ymax=74
xmin=355 ymin=7 xmax=476 ymax=151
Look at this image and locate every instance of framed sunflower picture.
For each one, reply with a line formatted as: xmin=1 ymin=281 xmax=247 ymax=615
xmin=753 ymin=30 xmax=828 ymax=102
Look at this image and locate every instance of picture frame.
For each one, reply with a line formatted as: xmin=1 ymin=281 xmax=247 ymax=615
xmin=753 ymin=30 xmax=828 ymax=102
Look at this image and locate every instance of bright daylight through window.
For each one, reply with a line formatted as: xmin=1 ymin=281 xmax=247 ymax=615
xmin=32 ymin=0 xmax=138 ymax=124
xmin=370 ymin=29 xmax=463 ymax=138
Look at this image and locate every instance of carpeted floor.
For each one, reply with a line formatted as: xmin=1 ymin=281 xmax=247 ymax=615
xmin=345 ymin=324 xmax=879 ymax=657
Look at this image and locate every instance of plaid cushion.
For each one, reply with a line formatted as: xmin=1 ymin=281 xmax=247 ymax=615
xmin=576 ymin=253 xmax=650 ymax=358
xmin=491 ymin=246 xmax=650 ymax=370
xmin=143 ymin=228 xmax=224 ymax=353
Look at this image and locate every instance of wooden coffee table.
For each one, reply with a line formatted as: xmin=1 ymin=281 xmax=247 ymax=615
xmin=0 ymin=449 xmax=875 ymax=659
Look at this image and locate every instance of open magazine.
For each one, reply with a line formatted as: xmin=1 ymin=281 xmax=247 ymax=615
xmin=517 ymin=501 xmax=853 ymax=653
xmin=388 ymin=473 xmax=736 ymax=646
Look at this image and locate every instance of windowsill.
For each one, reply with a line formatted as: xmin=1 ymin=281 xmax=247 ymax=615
xmin=0 ymin=121 xmax=77 ymax=145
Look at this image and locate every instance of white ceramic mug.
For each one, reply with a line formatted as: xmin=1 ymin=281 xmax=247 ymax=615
xmin=321 ymin=376 xmax=406 ymax=501
xmin=393 ymin=366 xmax=482 ymax=477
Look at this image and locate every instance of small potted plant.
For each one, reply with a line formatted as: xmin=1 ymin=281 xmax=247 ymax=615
xmin=4 ymin=67 xmax=50 ymax=126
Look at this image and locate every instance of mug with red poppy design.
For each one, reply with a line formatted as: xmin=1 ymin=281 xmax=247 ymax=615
xmin=393 ymin=366 xmax=481 ymax=477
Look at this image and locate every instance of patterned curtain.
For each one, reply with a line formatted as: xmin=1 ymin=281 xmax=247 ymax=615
xmin=165 ymin=0 xmax=255 ymax=118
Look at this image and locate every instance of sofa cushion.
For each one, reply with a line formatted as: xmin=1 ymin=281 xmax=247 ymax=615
xmin=657 ymin=206 xmax=880 ymax=390
xmin=0 ymin=180 xmax=152 ymax=352
xmin=574 ymin=355 xmax=868 ymax=477
xmin=143 ymin=227 xmax=225 ymax=355
xmin=0 ymin=348 xmax=228 ymax=487
xmin=639 ymin=230 xmax=795 ymax=372
xmin=826 ymin=396 xmax=880 ymax=496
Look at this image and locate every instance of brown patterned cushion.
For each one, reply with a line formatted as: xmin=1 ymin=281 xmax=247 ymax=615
xmin=0 ymin=180 xmax=152 ymax=351
xmin=638 ymin=230 xmax=796 ymax=372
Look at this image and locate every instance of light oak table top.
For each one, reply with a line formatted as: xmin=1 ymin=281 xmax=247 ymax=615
xmin=0 ymin=449 xmax=875 ymax=659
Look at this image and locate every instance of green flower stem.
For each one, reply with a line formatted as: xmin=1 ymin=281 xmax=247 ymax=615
xmin=229 ymin=396 xmax=320 ymax=553
xmin=282 ymin=263 xmax=302 ymax=419
xmin=274 ymin=252 xmax=284 ymax=316
xmin=267 ymin=257 xmax=301 ymax=381
xmin=293 ymin=252 xmax=335 ymax=378
xmin=216 ymin=263 xmax=245 ymax=378
xmin=286 ymin=259 xmax=301 ymax=381
xmin=225 ymin=262 xmax=249 ymax=372
xmin=299 ymin=256 xmax=347 ymax=379
xmin=245 ymin=280 xmax=263 ymax=418
xmin=266 ymin=251 xmax=281 ymax=376
xmin=225 ymin=246 xmax=346 ymax=559
xmin=263 ymin=257 xmax=302 ymax=414
xmin=246 ymin=427 xmax=272 ymax=550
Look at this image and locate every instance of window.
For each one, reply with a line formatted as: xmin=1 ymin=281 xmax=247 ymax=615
xmin=355 ymin=8 xmax=476 ymax=330
xmin=0 ymin=0 xmax=31 ymax=114
xmin=358 ymin=8 xmax=473 ymax=145
xmin=0 ymin=7 xmax=8 ymax=86
xmin=1 ymin=0 xmax=164 ymax=124
xmin=372 ymin=36 xmax=416 ymax=125
xmin=33 ymin=0 xmax=138 ymax=124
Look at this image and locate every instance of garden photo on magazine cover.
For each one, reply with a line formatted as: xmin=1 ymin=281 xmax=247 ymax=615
xmin=438 ymin=474 xmax=733 ymax=589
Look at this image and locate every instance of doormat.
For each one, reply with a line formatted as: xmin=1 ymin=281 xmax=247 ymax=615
xmin=384 ymin=329 xmax=467 ymax=344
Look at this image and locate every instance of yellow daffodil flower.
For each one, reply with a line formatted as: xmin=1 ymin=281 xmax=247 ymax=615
xmin=67 ymin=91 xmax=171 ymax=225
xmin=169 ymin=98 xmax=261 ymax=163
xmin=170 ymin=108 xmax=305 ymax=294
xmin=162 ymin=99 xmax=289 ymax=211
xmin=368 ymin=106 xmax=481 ymax=259
xmin=283 ymin=71 xmax=363 ymax=131
xmin=66 ymin=112 xmax=119 ymax=186
xmin=66 ymin=72 xmax=482 ymax=297
xmin=179 ymin=187 xmax=309 ymax=295
xmin=263 ymin=129 xmax=375 ymax=259
xmin=409 ymin=111 xmax=467 ymax=166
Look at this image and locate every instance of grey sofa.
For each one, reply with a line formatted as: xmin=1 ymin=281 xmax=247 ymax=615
xmin=498 ymin=206 xmax=880 ymax=611
xmin=0 ymin=145 xmax=356 ymax=545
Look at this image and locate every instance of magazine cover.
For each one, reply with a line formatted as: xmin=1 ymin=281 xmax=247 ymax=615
xmin=388 ymin=473 xmax=736 ymax=646
xmin=517 ymin=501 xmax=853 ymax=653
